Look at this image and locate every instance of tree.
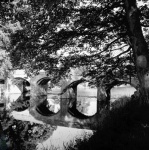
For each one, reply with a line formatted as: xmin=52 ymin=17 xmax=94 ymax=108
xmin=0 ymin=2 xmax=22 ymax=79
xmin=124 ymin=0 xmax=149 ymax=103
xmin=0 ymin=54 xmax=12 ymax=79
xmin=5 ymin=0 xmax=132 ymax=79
xmin=1 ymin=0 xmax=149 ymax=103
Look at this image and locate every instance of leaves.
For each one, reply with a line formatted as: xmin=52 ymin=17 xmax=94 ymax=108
xmin=0 ymin=0 xmax=148 ymax=86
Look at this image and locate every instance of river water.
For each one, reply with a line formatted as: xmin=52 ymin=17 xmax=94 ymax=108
xmin=7 ymin=85 xmax=136 ymax=150
xmin=36 ymin=85 xmax=136 ymax=150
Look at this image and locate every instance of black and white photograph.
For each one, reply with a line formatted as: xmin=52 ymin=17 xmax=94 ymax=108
xmin=0 ymin=0 xmax=149 ymax=149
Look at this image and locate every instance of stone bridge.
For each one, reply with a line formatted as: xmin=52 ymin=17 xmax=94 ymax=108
xmin=1 ymin=73 xmax=106 ymax=130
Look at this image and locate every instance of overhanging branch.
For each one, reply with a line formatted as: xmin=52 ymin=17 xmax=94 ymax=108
xmin=86 ymin=37 xmax=122 ymax=59
xmin=111 ymin=46 xmax=131 ymax=59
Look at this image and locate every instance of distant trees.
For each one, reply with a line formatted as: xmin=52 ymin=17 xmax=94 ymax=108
xmin=124 ymin=0 xmax=149 ymax=103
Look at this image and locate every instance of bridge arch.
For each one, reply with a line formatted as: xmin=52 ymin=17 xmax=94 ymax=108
xmin=61 ymin=78 xmax=97 ymax=119
xmin=6 ymin=77 xmax=30 ymax=111
xmin=12 ymin=77 xmax=30 ymax=92
xmin=30 ymin=74 xmax=61 ymax=116
xmin=102 ymin=79 xmax=137 ymax=109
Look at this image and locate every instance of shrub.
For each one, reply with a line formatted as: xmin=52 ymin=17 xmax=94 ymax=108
xmin=1 ymin=110 xmax=57 ymax=150
xmin=110 ymin=96 xmax=131 ymax=109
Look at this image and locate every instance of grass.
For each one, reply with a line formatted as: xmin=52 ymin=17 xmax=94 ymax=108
xmin=65 ymin=96 xmax=149 ymax=150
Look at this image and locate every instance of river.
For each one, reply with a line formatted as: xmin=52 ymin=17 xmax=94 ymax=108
xmin=8 ymin=85 xmax=136 ymax=150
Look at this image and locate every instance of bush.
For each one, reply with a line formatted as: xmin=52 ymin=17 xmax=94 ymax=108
xmin=1 ymin=110 xmax=57 ymax=150
xmin=66 ymin=96 xmax=149 ymax=150
xmin=110 ymin=96 xmax=131 ymax=109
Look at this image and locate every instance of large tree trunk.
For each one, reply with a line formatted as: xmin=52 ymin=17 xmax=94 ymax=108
xmin=124 ymin=0 xmax=149 ymax=103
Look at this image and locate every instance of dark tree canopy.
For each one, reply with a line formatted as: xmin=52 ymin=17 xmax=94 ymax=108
xmin=0 ymin=0 xmax=149 ymax=88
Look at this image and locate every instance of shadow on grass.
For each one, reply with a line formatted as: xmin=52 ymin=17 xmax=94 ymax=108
xmin=65 ymin=96 xmax=149 ymax=150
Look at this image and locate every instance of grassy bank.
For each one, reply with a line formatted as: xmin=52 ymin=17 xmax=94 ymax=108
xmin=65 ymin=96 xmax=149 ymax=150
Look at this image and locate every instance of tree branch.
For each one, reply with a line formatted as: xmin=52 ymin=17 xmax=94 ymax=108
xmin=112 ymin=46 xmax=131 ymax=59
xmin=86 ymin=37 xmax=122 ymax=58
xmin=110 ymin=44 xmax=128 ymax=51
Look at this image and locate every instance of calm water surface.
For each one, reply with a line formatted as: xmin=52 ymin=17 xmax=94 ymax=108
xmin=8 ymin=85 xmax=136 ymax=150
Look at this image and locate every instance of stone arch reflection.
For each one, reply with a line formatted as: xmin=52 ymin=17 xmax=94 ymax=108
xmin=46 ymin=83 xmax=61 ymax=114
xmin=67 ymin=87 xmax=90 ymax=119
xmin=61 ymin=79 xmax=97 ymax=119
xmin=32 ymin=76 xmax=60 ymax=116
xmin=76 ymin=81 xmax=97 ymax=116
xmin=36 ymin=95 xmax=57 ymax=116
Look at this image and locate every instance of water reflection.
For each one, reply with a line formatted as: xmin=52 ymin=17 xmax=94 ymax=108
xmin=3 ymin=84 xmax=137 ymax=150
xmin=47 ymin=86 xmax=61 ymax=113
xmin=77 ymin=83 xmax=97 ymax=116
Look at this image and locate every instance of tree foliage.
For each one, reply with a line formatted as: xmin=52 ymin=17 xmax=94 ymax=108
xmin=0 ymin=54 xmax=12 ymax=78
xmin=0 ymin=0 xmax=149 ymax=90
